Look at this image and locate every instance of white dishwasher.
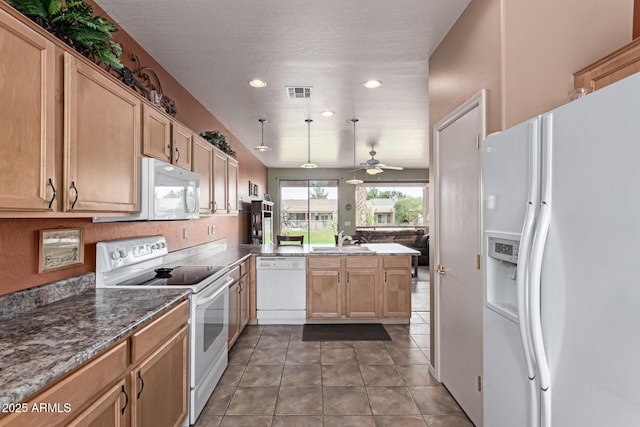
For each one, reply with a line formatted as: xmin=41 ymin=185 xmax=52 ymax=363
xmin=256 ymin=257 xmax=307 ymax=324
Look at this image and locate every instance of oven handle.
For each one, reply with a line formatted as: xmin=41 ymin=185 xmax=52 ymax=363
xmin=196 ymin=276 xmax=233 ymax=307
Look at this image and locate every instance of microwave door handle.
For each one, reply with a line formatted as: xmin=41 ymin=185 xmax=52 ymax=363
xmin=196 ymin=277 xmax=233 ymax=307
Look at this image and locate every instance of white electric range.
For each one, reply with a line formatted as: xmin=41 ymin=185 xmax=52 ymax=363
xmin=96 ymin=235 xmax=230 ymax=425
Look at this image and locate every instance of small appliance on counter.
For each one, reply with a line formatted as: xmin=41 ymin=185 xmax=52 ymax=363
xmin=93 ymin=157 xmax=200 ymax=222
xmin=96 ymin=235 xmax=229 ymax=425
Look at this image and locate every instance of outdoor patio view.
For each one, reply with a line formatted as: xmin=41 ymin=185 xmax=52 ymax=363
xmin=355 ymin=184 xmax=428 ymax=228
xmin=279 ymin=180 xmax=339 ymax=244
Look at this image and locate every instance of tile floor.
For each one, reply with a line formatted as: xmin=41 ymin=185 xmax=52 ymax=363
xmin=195 ymin=266 xmax=473 ymax=427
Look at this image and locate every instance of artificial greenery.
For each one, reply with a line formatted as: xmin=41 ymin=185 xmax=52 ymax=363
xmin=200 ymin=131 xmax=236 ymax=158
xmin=7 ymin=0 xmax=123 ymax=68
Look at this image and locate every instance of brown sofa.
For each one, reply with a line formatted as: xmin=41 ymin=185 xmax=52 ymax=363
xmin=357 ymin=229 xmax=429 ymax=266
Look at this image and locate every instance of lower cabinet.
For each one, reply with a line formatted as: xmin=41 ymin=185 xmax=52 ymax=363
xmin=344 ymin=257 xmax=380 ymax=318
xmin=228 ymin=258 xmax=250 ymax=349
xmin=0 ymin=300 xmax=189 ymax=427
xmin=382 ymin=256 xmax=412 ymax=318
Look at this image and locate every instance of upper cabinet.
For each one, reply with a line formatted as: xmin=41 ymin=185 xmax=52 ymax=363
xmin=212 ymin=147 xmax=239 ymax=215
xmin=574 ymin=38 xmax=640 ymax=92
xmin=192 ymin=136 xmax=213 ymax=215
xmin=227 ymin=157 xmax=239 ymax=214
xmin=0 ymin=8 xmax=56 ymax=212
xmin=64 ymin=53 xmax=140 ymax=213
xmin=142 ymin=105 xmax=193 ymax=170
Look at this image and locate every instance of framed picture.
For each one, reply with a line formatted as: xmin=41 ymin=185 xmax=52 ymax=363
xmin=253 ymin=183 xmax=259 ymax=197
xmin=39 ymin=228 xmax=84 ymax=273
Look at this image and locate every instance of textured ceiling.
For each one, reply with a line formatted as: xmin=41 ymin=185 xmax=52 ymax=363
xmin=95 ymin=0 xmax=470 ymax=169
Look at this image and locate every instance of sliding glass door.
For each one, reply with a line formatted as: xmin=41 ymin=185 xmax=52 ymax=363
xmin=279 ymin=180 xmax=339 ymax=244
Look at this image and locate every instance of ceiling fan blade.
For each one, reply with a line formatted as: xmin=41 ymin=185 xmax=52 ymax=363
xmin=380 ymin=165 xmax=404 ymax=170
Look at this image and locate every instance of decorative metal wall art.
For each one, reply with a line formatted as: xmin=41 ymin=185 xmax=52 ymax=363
xmin=109 ymin=53 xmax=177 ymax=116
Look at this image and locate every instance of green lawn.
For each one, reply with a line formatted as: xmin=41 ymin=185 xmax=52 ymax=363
xmin=281 ymin=230 xmax=336 ymax=244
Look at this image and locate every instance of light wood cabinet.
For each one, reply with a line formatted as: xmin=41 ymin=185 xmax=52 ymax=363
xmin=171 ymin=122 xmax=192 ymax=171
xmin=64 ymin=53 xmax=140 ymax=213
xmin=66 ymin=378 xmax=129 ymax=427
xmin=212 ymin=147 xmax=239 ymax=215
xmin=574 ymin=38 xmax=640 ymax=92
xmin=307 ymin=255 xmax=410 ymax=320
xmin=227 ymin=158 xmax=239 ymax=214
xmin=228 ymin=259 xmax=250 ymax=349
xmin=0 ymin=8 xmax=57 ymax=212
xmin=192 ymin=137 xmax=214 ymax=214
xmin=142 ymin=104 xmax=172 ymax=163
xmin=345 ymin=257 xmax=380 ymax=318
xmin=131 ymin=326 xmax=188 ymax=427
xmin=382 ymin=256 xmax=412 ymax=318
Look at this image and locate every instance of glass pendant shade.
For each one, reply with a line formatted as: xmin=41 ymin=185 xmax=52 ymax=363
xmin=300 ymin=119 xmax=318 ymax=168
xmin=254 ymin=118 xmax=271 ymax=151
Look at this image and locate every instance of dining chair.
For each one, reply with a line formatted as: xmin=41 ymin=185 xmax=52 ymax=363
xmin=276 ymin=235 xmax=304 ymax=245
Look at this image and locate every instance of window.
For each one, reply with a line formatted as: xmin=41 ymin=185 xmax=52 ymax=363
xmin=356 ymin=183 xmax=429 ymax=228
xmin=279 ymin=180 xmax=339 ymax=244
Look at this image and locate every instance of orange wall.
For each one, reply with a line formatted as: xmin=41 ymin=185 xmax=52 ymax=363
xmin=0 ymin=2 xmax=267 ymax=296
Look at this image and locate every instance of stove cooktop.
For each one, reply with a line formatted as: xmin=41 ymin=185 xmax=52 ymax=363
xmin=117 ymin=265 xmax=226 ymax=287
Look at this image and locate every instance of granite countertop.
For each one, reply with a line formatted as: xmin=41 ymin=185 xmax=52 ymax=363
xmin=237 ymin=242 xmax=420 ymax=256
xmin=0 ymin=288 xmax=190 ymax=407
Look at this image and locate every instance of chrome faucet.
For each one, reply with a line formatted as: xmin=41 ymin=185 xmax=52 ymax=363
xmin=337 ymin=231 xmax=352 ymax=247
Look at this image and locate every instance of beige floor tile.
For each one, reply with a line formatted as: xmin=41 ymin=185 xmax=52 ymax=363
xmin=384 ymin=325 xmax=409 ymax=335
xmin=202 ymin=386 xmax=236 ymax=415
xmin=272 ymin=415 xmax=323 ymax=427
xmin=408 ymin=386 xmax=464 ymax=415
xmin=387 ymin=348 xmax=429 ymax=365
xmin=322 ymin=364 xmax=364 ymax=386
xmin=355 ymin=348 xmax=395 ymax=365
xmin=397 ymin=365 xmax=438 ymax=387
xmin=410 ymin=335 xmax=431 ymax=348
xmin=194 ymin=413 xmax=223 ymax=426
xmin=320 ymin=340 xmax=353 ymax=348
xmin=249 ymin=348 xmax=287 ymax=365
xmin=321 ymin=347 xmax=358 ymax=365
xmin=256 ymin=335 xmax=290 ymax=349
xmin=274 ymin=386 xmax=323 ymax=415
xmin=285 ymin=348 xmax=321 ymax=364
xmin=228 ymin=347 xmax=254 ymax=365
xmin=226 ymin=386 xmax=279 ymax=415
xmin=353 ymin=341 xmax=387 ymax=349
xmin=219 ymin=415 xmax=272 ymax=427
xmin=233 ymin=334 xmax=260 ymax=348
xmin=289 ymin=340 xmax=321 ymax=349
xmin=374 ymin=415 xmax=428 ymax=427
xmin=360 ymin=365 xmax=404 ymax=386
xmin=261 ymin=325 xmax=293 ymax=336
xmin=406 ymin=324 xmax=430 ymax=335
xmin=366 ymin=386 xmax=420 ymax=416
xmin=385 ymin=334 xmax=418 ymax=348
xmin=239 ymin=365 xmax=284 ymax=387
xmin=324 ymin=415 xmax=376 ymax=427
xmin=217 ymin=365 xmax=246 ymax=387
xmin=281 ymin=364 xmax=322 ymax=386
xmin=323 ymin=386 xmax=372 ymax=415
xmin=423 ymin=414 xmax=474 ymax=426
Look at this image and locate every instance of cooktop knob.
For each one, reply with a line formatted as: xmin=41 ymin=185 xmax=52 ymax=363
xmin=119 ymin=249 xmax=128 ymax=258
xmin=111 ymin=251 xmax=120 ymax=260
xmin=151 ymin=243 xmax=159 ymax=250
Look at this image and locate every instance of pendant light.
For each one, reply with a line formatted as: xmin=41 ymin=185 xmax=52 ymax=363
xmin=346 ymin=118 xmax=364 ymax=184
xmin=254 ymin=118 xmax=271 ymax=152
xmin=300 ymin=118 xmax=318 ymax=168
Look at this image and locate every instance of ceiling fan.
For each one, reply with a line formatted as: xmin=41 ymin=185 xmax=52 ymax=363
xmin=357 ymin=147 xmax=404 ymax=175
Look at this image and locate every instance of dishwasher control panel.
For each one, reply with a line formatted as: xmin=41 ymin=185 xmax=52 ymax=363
xmin=256 ymin=257 xmax=306 ymax=270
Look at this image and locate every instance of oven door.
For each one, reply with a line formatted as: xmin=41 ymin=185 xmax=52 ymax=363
xmin=191 ymin=276 xmax=230 ymax=384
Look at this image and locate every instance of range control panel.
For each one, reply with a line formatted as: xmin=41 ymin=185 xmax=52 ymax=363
xmin=488 ymin=237 xmax=519 ymax=264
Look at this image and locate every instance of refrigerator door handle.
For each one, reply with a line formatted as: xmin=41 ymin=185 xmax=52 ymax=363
xmin=529 ymin=113 xmax=553 ymax=427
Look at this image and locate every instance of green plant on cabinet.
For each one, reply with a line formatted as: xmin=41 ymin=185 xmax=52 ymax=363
xmin=200 ymin=130 xmax=236 ymax=158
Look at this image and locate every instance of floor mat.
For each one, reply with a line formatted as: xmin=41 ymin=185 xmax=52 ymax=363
xmin=302 ymin=323 xmax=391 ymax=341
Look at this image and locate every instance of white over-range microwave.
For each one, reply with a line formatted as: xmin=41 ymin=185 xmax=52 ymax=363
xmin=94 ymin=157 xmax=200 ymax=222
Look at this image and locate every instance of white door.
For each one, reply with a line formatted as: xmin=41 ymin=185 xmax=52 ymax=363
xmin=433 ymin=91 xmax=485 ymax=426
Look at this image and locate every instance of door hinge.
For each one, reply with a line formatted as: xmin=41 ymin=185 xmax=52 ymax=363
xmin=477 ymin=375 xmax=482 ymax=392
xmin=475 ymin=134 xmax=480 ymax=149
xmin=476 ymin=254 xmax=481 ymax=270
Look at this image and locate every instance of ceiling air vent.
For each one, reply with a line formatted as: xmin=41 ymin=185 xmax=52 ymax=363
xmin=286 ymin=86 xmax=312 ymax=99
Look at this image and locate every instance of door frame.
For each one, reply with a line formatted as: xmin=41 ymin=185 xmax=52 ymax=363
xmin=432 ymin=90 xmax=486 ymax=381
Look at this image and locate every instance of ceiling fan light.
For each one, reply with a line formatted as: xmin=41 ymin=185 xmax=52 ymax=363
xmin=345 ymin=178 xmax=364 ymax=185
xmin=300 ymin=162 xmax=318 ymax=169
xmin=366 ymin=167 xmax=383 ymax=175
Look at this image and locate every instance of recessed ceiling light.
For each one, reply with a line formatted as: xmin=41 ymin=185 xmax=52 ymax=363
xmin=363 ymin=80 xmax=382 ymax=89
xmin=249 ymin=79 xmax=267 ymax=88
xmin=321 ymin=111 xmax=334 ymax=117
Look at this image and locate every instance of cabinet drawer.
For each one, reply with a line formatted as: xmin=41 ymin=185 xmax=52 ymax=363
xmin=308 ymin=256 xmax=342 ymax=270
xmin=239 ymin=258 xmax=250 ymax=277
xmin=131 ymin=300 xmax=188 ymax=365
xmin=345 ymin=256 xmax=379 ymax=269
xmin=0 ymin=341 xmax=128 ymax=427
xmin=382 ymin=256 xmax=411 ymax=269
xmin=229 ymin=265 xmax=241 ymax=281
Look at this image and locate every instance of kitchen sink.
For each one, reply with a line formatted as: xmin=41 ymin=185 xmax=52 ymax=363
xmin=310 ymin=246 xmax=372 ymax=253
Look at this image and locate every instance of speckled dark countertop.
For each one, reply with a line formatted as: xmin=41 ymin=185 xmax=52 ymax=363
xmin=0 ymin=288 xmax=190 ymax=406
xmin=239 ymin=242 xmax=420 ymax=256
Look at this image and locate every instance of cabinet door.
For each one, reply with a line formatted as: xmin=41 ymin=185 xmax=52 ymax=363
xmin=133 ymin=326 xmax=188 ymax=427
xmin=66 ymin=378 xmax=129 ymax=427
xmin=64 ymin=53 xmax=140 ymax=213
xmin=345 ymin=269 xmax=379 ymax=318
xmin=212 ymin=149 xmax=227 ymax=214
xmin=228 ymin=281 xmax=240 ymax=348
xmin=171 ymin=122 xmax=192 ymax=170
xmin=227 ymin=158 xmax=239 ymax=213
xmin=192 ymin=137 xmax=213 ymax=214
xmin=382 ymin=268 xmax=411 ymax=318
xmin=142 ymin=104 xmax=171 ymax=162
xmin=239 ymin=274 xmax=250 ymax=330
xmin=0 ymin=9 xmax=56 ymax=212
xmin=307 ymin=270 xmax=342 ymax=318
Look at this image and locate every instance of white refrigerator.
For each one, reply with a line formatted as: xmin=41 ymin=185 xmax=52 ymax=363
xmin=483 ymin=72 xmax=640 ymax=427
